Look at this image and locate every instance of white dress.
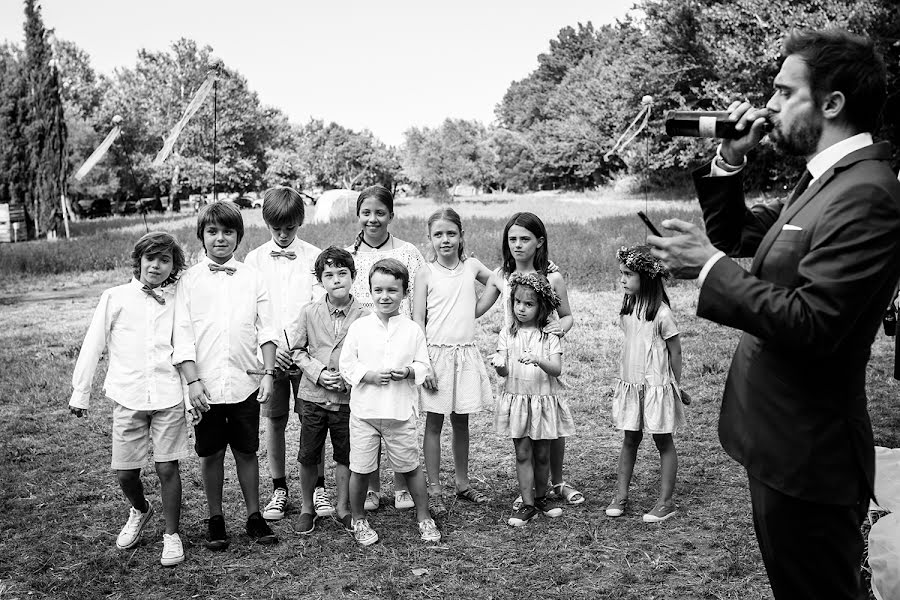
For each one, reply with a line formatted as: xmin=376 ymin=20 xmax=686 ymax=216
xmin=419 ymin=261 xmax=493 ymax=414
xmin=346 ymin=240 xmax=426 ymax=318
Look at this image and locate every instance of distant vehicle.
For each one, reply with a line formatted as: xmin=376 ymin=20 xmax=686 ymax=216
xmin=75 ymin=197 xmax=112 ymax=219
xmin=137 ymin=197 xmax=165 ymax=213
xmin=232 ymin=195 xmax=255 ymax=210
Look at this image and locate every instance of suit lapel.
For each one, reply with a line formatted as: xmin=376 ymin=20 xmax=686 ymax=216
xmin=333 ymin=300 xmax=364 ymax=347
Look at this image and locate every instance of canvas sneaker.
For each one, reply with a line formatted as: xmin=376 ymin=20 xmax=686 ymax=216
xmin=364 ymin=490 xmax=380 ymax=511
xmin=352 ymin=519 xmax=379 ymax=547
xmin=246 ymin=512 xmax=278 ymax=544
xmin=642 ymin=503 xmax=677 ymax=523
xmin=116 ymin=503 xmax=154 ymax=550
xmin=605 ymin=497 xmax=628 ymax=518
xmin=204 ymin=514 xmax=229 ymax=551
xmin=314 ymin=486 xmax=335 ymax=517
xmin=262 ymin=488 xmax=288 ymax=521
xmin=418 ymin=518 xmax=441 ymax=543
xmin=160 ymin=532 xmax=184 ymax=567
xmin=534 ymin=496 xmax=563 ymax=518
xmin=507 ymin=504 xmax=539 ymax=527
xmin=394 ymin=490 xmax=415 ymax=510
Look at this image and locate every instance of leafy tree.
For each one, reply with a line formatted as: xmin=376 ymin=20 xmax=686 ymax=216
xmin=402 ymin=119 xmax=494 ymax=197
xmin=0 ymin=44 xmax=30 ymax=209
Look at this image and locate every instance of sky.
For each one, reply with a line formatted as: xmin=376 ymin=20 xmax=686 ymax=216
xmin=0 ymin=0 xmax=638 ymax=146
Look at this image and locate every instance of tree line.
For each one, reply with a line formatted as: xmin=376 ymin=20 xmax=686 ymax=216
xmin=1 ymin=0 xmax=897 ymax=235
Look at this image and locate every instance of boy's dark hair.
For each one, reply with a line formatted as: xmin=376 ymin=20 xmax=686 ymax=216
xmin=314 ymin=246 xmax=356 ymax=282
xmin=131 ymin=231 xmax=186 ymax=286
xmin=196 ymin=201 xmax=244 ymax=247
xmin=352 ymin=185 xmax=394 ymax=255
xmin=501 ymin=212 xmax=549 ymax=276
xmin=368 ymin=258 xmax=409 ymax=294
xmin=262 ymin=186 xmax=306 ymax=228
xmin=783 ymin=28 xmax=887 ymax=133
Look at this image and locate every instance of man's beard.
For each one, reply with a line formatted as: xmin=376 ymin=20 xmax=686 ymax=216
xmin=770 ymin=109 xmax=822 ymax=157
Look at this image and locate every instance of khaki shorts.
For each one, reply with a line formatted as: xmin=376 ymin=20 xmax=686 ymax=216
xmin=111 ymin=402 xmax=192 ymax=470
xmin=349 ymin=415 xmax=419 ymax=475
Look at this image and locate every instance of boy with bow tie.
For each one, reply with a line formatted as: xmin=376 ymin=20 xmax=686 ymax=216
xmin=69 ymin=232 xmax=191 ymax=567
xmin=244 ymin=187 xmax=324 ymax=522
xmin=173 ymin=201 xmax=280 ymax=549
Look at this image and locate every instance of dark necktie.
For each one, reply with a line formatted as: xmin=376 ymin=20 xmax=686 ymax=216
xmin=785 ymin=169 xmax=813 ymax=209
xmin=208 ymin=263 xmax=236 ymax=275
xmin=141 ymin=285 xmax=165 ymax=305
xmin=270 ymin=250 xmax=297 ymax=260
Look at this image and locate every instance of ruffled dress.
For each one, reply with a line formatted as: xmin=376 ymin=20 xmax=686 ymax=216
xmin=346 ymin=239 xmax=426 ymax=318
xmin=419 ymin=261 xmax=493 ymax=414
xmin=494 ymin=328 xmax=576 ymax=440
xmin=611 ymin=305 xmax=685 ymax=434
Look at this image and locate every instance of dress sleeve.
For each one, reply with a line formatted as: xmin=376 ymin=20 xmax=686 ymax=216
xmin=657 ymin=306 xmax=679 ymax=340
xmin=545 ymin=332 xmax=562 ymax=356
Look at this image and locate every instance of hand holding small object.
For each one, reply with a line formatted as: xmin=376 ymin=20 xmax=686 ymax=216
xmin=490 ymin=353 xmax=506 ymax=369
xmin=275 ymin=348 xmax=294 ymax=370
xmin=188 ymin=380 xmax=211 ymax=412
xmin=186 ymin=407 xmax=203 ymax=425
xmin=519 ymin=350 xmax=539 ymax=366
xmin=647 ymin=219 xmax=718 ymax=279
xmin=390 ymin=367 xmax=411 ymax=381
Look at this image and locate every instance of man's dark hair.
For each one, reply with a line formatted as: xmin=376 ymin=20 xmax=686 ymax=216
xmin=314 ymin=246 xmax=356 ymax=282
xmin=783 ymin=28 xmax=887 ymax=133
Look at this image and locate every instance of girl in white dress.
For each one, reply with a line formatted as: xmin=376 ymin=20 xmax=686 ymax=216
xmin=413 ymin=208 xmax=494 ymax=514
xmin=345 ymin=185 xmax=426 ymax=511
xmin=606 ymin=244 xmax=685 ymax=523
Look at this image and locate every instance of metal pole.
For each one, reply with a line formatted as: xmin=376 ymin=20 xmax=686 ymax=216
xmin=213 ymin=78 xmax=217 ymax=202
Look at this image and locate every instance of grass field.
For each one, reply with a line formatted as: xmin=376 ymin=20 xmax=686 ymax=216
xmin=0 ymin=193 xmax=895 ymax=600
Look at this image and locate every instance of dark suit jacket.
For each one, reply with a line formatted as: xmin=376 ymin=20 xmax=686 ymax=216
xmin=291 ymin=296 xmax=369 ymax=406
xmin=694 ymin=142 xmax=900 ymax=504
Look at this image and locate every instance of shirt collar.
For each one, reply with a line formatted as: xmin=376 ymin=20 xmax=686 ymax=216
xmin=268 ymin=237 xmax=301 ymax=253
xmin=806 ymin=133 xmax=873 ymax=181
xmin=326 ymin=295 xmax=353 ymax=316
xmin=202 ymin=255 xmax=239 ymax=269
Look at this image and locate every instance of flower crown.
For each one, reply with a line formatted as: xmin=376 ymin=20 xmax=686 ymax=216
xmin=509 ymin=272 xmax=561 ymax=309
xmin=616 ymin=245 xmax=669 ymax=279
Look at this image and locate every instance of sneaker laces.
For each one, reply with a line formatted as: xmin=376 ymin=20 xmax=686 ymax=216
xmin=314 ymin=487 xmax=330 ymax=509
xmin=419 ymin=518 xmax=439 ymax=538
xmin=162 ymin=533 xmax=183 ymax=556
xmin=397 ymin=490 xmax=413 ymax=504
xmin=121 ymin=506 xmax=145 ymax=537
xmin=265 ymin=488 xmax=287 ymax=511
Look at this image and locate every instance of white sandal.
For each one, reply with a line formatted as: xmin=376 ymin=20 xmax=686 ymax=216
xmin=548 ymin=481 xmax=585 ymax=505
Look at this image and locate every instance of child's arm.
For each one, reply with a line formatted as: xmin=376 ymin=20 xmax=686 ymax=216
xmin=546 ymin=272 xmax=574 ymax=337
xmin=412 ymin=267 xmax=439 ymax=390
xmin=392 ymin=326 xmax=430 ymax=384
xmin=519 ymin=334 xmax=562 ymax=376
xmin=666 ymin=334 xmax=682 ymax=384
xmin=476 ymin=270 xmax=503 ymax=317
xmin=491 ymin=329 xmax=509 ymax=377
xmin=177 ymin=359 xmax=210 ymax=424
xmin=258 ymin=342 xmax=276 ymax=403
xmin=69 ymin=291 xmax=114 ymax=416
xmin=470 ymin=258 xmax=495 ymax=286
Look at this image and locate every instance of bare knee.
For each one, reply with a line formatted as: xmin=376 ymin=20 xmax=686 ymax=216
xmin=425 ymin=412 xmax=445 ymax=435
xmin=652 ymin=433 xmax=674 ymax=452
xmin=513 ymin=439 xmax=533 ymax=464
xmin=532 ymin=441 xmax=551 ymax=466
xmin=623 ymin=430 xmax=643 ymax=448
xmin=116 ymin=468 xmax=140 ymax=486
xmin=155 ymin=460 xmax=179 ymax=482
xmin=449 ymin=412 xmax=469 ymax=429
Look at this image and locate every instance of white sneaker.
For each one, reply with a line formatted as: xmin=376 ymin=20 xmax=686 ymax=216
xmin=394 ymin=490 xmax=414 ymax=510
xmin=116 ymin=503 xmax=153 ymax=550
xmin=364 ymin=490 xmax=380 ymax=511
xmin=352 ymin=518 xmax=379 ymax=546
xmin=262 ymin=488 xmax=288 ymax=521
xmin=418 ymin=518 xmax=441 ymax=543
xmin=314 ymin=486 xmax=335 ymax=517
xmin=160 ymin=532 xmax=184 ymax=567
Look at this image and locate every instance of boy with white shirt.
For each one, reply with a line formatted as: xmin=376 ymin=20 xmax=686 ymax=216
xmin=244 ymin=187 xmax=325 ymax=522
xmin=339 ymin=258 xmax=440 ymax=546
xmin=69 ymin=232 xmax=190 ymax=567
xmin=173 ymin=201 xmax=280 ymax=549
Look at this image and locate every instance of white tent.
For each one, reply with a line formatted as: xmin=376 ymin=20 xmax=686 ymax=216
xmin=309 ymin=189 xmax=358 ymax=224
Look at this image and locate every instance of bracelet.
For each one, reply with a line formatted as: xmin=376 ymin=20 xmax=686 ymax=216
xmin=714 ymin=143 xmax=746 ymax=172
xmin=187 ymin=378 xmax=201 ymax=385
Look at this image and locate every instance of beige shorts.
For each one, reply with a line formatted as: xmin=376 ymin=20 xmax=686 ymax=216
xmin=111 ymin=402 xmax=192 ymax=470
xmin=349 ymin=415 xmax=419 ymax=475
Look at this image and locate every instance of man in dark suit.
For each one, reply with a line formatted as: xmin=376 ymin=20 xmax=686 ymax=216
xmin=648 ymin=29 xmax=900 ymax=600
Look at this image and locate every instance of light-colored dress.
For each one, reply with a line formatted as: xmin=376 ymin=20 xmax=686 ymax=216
xmin=347 ymin=240 xmax=426 ymax=318
xmin=611 ymin=305 xmax=685 ymax=434
xmin=494 ymin=328 xmax=576 ymax=440
xmin=419 ymin=261 xmax=493 ymax=414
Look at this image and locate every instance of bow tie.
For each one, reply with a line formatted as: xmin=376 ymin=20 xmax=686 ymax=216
xmin=270 ymin=250 xmax=297 ymax=260
xmin=208 ymin=263 xmax=236 ymax=275
xmin=141 ymin=285 xmax=166 ymax=305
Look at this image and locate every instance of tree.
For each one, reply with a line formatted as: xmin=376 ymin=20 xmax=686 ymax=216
xmin=0 ymin=44 xmax=30 ymax=209
xmin=402 ymin=119 xmax=494 ymax=197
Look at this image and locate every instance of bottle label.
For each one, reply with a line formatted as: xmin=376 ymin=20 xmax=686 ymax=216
xmin=698 ymin=116 xmax=717 ymax=138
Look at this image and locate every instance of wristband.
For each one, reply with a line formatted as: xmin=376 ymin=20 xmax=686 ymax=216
xmin=187 ymin=378 xmax=201 ymax=385
xmin=263 ymin=369 xmax=276 ymax=376
xmin=405 ymin=367 xmax=411 ymax=379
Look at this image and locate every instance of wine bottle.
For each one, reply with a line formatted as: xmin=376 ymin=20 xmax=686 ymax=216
xmin=664 ymin=110 xmax=770 ymax=139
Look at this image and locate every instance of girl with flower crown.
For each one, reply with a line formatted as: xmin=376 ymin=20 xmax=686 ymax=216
xmin=491 ymin=272 xmax=576 ymax=527
xmin=605 ymin=244 xmax=685 ymax=523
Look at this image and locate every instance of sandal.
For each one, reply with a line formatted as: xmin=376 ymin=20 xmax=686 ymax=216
xmin=456 ymin=486 xmax=490 ymax=504
xmin=428 ymin=494 xmax=447 ymax=516
xmin=548 ymin=482 xmax=585 ymax=505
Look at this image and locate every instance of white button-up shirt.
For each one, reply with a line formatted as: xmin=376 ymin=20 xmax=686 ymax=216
xmin=173 ymin=256 xmax=278 ymax=405
xmin=244 ymin=237 xmax=324 ymax=349
xmin=70 ymin=278 xmax=183 ymax=411
xmin=339 ymin=313 xmax=429 ymax=420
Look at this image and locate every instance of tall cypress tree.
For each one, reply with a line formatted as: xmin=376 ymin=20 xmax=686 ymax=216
xmin=23 ymin=0 xmax=67 ymax=237
xmin=0 ymin=44 xmax=30 ymax=211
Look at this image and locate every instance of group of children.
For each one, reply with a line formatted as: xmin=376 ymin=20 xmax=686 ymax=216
xmin=70 ymin=184 xmax=687 ymax=566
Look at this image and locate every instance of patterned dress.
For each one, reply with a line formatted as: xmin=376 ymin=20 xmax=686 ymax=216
xmin=346 ymin=239 xmax=426 ymax=318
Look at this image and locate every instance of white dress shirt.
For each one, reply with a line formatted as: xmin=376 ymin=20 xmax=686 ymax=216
xmin=339 ymin=313 xmax=429 ymax=420
xmin=244 ymin=237 xmax=324 ymax=349
xmin=173 ymin=256 xmax=279 ymax=405
xmin=70 ymin=278 xmax=183 ymax=411
xmin=700 ymin=133 xmax=875 ymax=285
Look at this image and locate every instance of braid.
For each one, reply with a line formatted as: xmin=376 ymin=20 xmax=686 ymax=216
xmin=352 ymin=230 xmax=364 ymax=255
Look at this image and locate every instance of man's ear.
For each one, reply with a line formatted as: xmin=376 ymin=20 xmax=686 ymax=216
xmin=821 ymin=90 xmax=846 ymax=121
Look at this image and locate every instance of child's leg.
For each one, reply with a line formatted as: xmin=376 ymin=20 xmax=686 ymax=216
xmin=449 ymin=412 xmax=471 ymax=491
xmin=402 ymin=466 xmax=432 ymax=522
xmin=512 ymin=438 xmax=536 ymax=506
xmin=367 ymin=446 xmax=381 ymax=494
xmin=652 ymin=433 xmax=678 ymax=507
xmin=200 ymin=449 xmax=227 ymax=517
xmin=298 ymin=400 xmax=328 ymax=516
xmin=335 ymin=463 xmax=351 ymax=519
xmin=155 ymin=461 xmax=181 ymax=535
xmin=117 ymin=469 xmax=148 ymax=512
xmin=549 ymin=437 xmax=565 ymax=486
xmin=299 ymin=462 xmax=319 ymax=515
xmin=531 ymin=440 xmax=552 ymax=499
xmin=423 ymin=412 xmax=445 ymax=494
xmin=232 ymin=448 xmax=261 ymax=516
xmin=349 ymin=471 xmax=370 ymax=521
xmin=615 ymin=430 xmax=643 ymax=501
xmin=265 ymin=413 xmax=289 ymax=486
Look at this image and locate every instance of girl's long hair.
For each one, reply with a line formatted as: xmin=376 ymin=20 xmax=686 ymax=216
xmin=352 ymin=185 xmax=394 ymax=255
xmin=508 ymin=281 xmax=555 ymax=336
xmin=426 ymin=207 xmax=466 ymax=262
xmin=501 ymin=212 xmax=549 ymax=276
xmin=620 ymin=268 xmax=670 ymax=321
